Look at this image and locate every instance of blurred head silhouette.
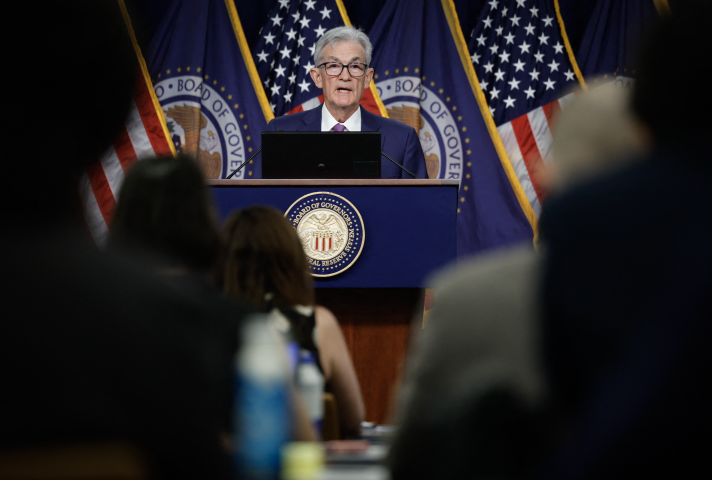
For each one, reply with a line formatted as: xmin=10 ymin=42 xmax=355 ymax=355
xmin=109 ymin=155 xmax=222 ymax=274
xmin=7 ymin=1 xmax=135 ymax=224
xmin=221 ymin=205 xmax=314 ymax=310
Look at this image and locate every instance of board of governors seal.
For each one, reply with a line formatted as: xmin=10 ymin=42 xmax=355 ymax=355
xmin=285 ymin=192 xmax=365 ymax=277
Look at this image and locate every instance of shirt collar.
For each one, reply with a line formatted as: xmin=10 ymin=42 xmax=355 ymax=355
xmin=321 ymin=104 xmax=362 ymax=132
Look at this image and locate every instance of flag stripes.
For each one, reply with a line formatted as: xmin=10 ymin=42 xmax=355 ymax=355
xmin=496 ymin=92 xmax=573 ymax=215
xmin=82 ymin=82 xmax=174 ymax=245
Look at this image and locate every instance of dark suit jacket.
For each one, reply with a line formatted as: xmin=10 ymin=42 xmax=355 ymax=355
xmin=265 ymin=105 xmax=428 ymax=179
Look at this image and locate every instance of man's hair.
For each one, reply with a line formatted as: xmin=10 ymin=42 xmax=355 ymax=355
xmin=109 ymin=155 xmax=222 ymax=273
xmin=221 ymin=206 xmax=315 ymax=311
xmin=313 ymin=26 xmax=372 ymax=66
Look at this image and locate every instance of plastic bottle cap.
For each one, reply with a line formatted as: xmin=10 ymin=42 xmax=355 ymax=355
xmin=281 ymin=442 xmax=324 ymax=480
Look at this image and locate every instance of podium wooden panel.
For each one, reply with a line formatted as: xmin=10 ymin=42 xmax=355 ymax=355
xmin=208 ymin=179 xmax=457 ymax=424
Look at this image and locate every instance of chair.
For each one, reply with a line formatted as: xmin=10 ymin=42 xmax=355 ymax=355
xmin=322 ymin=392 xmax=341 ymax=441
xmin=0 ymin=441 xmax=149 ymax=480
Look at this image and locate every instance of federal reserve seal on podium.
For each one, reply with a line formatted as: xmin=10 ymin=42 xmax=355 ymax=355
xmin=285 ymin=192 xmax=365 ymax=277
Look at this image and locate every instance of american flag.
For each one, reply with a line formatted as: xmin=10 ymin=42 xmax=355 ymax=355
xmin=469 ymin=0 xmax=584 ymax=216
xmin=253 ymin=0 xmax=383 ymax=116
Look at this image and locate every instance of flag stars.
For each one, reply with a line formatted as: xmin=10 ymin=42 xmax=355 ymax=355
xmin=516 ymin=0 xmax=525 ymax=7
xmin=458 ymin=116 xmax=463 ymax=121
xmin=508 ymin=77 xmax=520 ymax=90
xmin=213 ymin=80 xmax=217 ymax=85
xmin=246 ymin=136 xmax=251 ymax=141
xmin=271 ymin=14 xmax=283 ymax=26
xmin=480 ymin=79 xmax=488 ymax=91
xmin=280 ymin=45 xmax=291 ymax=59
xmin=314 ymin=25 xmax=326 ymax=37
xmin=299 ymin=17 xmax=311 ymax=29
xmin=304 ymin=0 xmax=316 ymax=10
xmin=476 ymin=34 xmax=486 ymax=46
xmin=239 ymin=113 xmax=244 ymax=119
xmin=544 ymin=78 xmax=556 ymax=90
xmin=534 ymin=51 xmax=544 ymax=63
xmin=498 ymin=51 xmax=510 ymax=63
xmin=489 ymin=105 xmax=496 ymax=115
xmin=166 ymin=69 xmax=171 ymax=74
xmin=257 ymin=51 xmax=269 ymax=62
xmin=415 ymin=68 xmax=420 ymax=73
xmin=514 ymin=60 xmax=525 ymax=72
xmin=319 ymin=6 xmax=331 ymax=19
xmin=483 ymin=16 xmax=493 ymax=28
xmin=524 ymin=23 xmax=535 ymax=35
xmin=504 ymin=96 xmax=516 ymax=108
xmin=453 ymin=106 xmax=458 ymax=111
xmin=530 ymin=6 xmax=539 ymax=17
xmin=284 ymin=91 xmax=293 ymax=103
xmin=484 ymin=61 xmax=494 ymax=73
xmin=430 ymin=81 xmax=435 ymax=86
xmin=285 ymin=29 xmax=297 ymax=41
xmin=228 ymin=95 xmax=232 ymax=100
xmin=275 ymin=65 xmax=286 ymax=77
xmin=490 ymin=86 xmax=500 ymax=98
xmin=221 ymin=86 xmax=225 ymax=92
xmin=264 ymin=32 xmax=276 ymax=44
xmin=298 ymin=79 xmax=311 ymax=92
xmin=529 ymin=69 xmax=540 ymax=80
xmin=504 ymin=32 xmax=515 ymax=44
xmin=548 ymin=60 xmax=560 ymax=72
xmin=243 ymin=124 xmax=248 ymax=129
xmin=461 ymin=126 xmax=467 ymax=132
xmin=511 ymin=15 xmax=521 ymax=26
xmin=538 ymin=33 xmax=549 ymax=45
xmin=291 ymin=11 xmax=300 ymax=23
xmin=404 ymin=67 xmax=409 ymax=72
xmin=177 ymin=67 xmax=182 ymax=73
xmin=494 ymin=70 xmax=505 ymax=82
xmin=197 ymin=67 xmax=202 ymax=72
xmin=270 ymin=84 xmax=280 ymax=96
xmin=524 ymin=86 xmax=536 ymax=98
xmin=489 ymin=44 xmax=499 ymax=55
xmin=395 ymin=68 xmax=400 ymax=73
xmin=488 ymin=0 xmax=499 ymax=9
xmin=496 ymin=26 xmax=503 ymax=36
xmin=543 ymin=15 xmax=554 ymax=27
xmin=446 ymin=97 xmax=450 ymax=102
xmin=439 ymin=88 xmax=443 ymax=93
xmin=553 ymin=42 xmax=564 ymax=54
xmin=205 ymin=75 xmax=209 ymax=80
xmin=564 ymin=69 xmax=575 ymax=81
xmin=234 ymin=103 xmax=239 ymax=109
xmin=464 ymin=137 xmax=469 ymax=143
xmin=471 ymin=52 xmax=480 ymax=64
xmin=519 ymin=41 xmax=531 ymax=54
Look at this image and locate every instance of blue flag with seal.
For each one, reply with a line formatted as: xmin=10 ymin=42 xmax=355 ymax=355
xmin=146 ymin=0 xmax=273 ymax=179
xmin=575 ymin=0 xmax=660 ymax=81
xmin=369 ymin=0 xmax=534 ymax=257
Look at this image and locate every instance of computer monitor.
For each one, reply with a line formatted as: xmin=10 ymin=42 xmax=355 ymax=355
xmin=261 ymin=131 xmax=381 ymax=179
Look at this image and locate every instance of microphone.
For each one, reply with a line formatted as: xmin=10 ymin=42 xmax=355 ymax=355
xmin=226 ymin=129 xmax=285 ymax=179
xmin=226 ymin=147 xmax=261 ymax=179
xmin=381 ymin=151 xmax=418 ymax=179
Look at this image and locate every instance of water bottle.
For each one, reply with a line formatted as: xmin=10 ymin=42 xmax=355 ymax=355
xmin=234 ymin=317 xmax=291 ymax=480
xmin=296 ymin=350 xmax=324 ymax=437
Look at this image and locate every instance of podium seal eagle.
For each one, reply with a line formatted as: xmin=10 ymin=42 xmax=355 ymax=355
xmin=285 ymin=192 xmax=365 ymax=277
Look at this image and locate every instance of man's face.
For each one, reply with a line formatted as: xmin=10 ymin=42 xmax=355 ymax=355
xmin=310 ymin=41 xmax=374 ymax=120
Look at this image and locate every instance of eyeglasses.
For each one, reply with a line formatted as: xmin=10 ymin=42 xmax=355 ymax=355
xmin=317 ymin=62 xmax=369 ymax=77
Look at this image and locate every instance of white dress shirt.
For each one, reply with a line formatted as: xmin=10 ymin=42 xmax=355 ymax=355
xmin=321 ymin=104 xmax=362 ymax=132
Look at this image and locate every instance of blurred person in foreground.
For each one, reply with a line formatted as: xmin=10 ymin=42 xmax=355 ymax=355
xmin=222 ymin=206 xmax=365 ymax=437
xmin=108 ymin=155 xmax=255 ymax=433
xmin=0 ymin=2 xmax=245 ymax=478
xmin=387 ymin=83 xmax=644 ymax=480
xmin=539 ymin=2 xmax=712 ymax=478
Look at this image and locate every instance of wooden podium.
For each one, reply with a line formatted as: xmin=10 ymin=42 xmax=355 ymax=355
xmin=208 ymin=179 xmax=458 ymax=424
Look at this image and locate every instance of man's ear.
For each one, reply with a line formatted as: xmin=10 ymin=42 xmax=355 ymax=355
xmin=310 ymin=67 xmax=323 ymax=89
xmin=365 ymin=67 xmax=374 ymax=85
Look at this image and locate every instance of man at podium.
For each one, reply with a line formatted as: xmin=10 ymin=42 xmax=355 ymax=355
xmin=265 ymin=26 xmax=428 ymax=179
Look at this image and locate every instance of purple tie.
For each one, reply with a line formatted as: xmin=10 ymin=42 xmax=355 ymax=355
xmin=332 ymin=123 xmax=346 ymax=132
